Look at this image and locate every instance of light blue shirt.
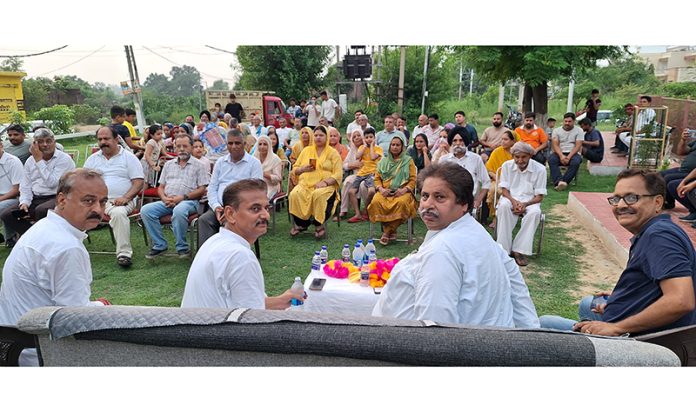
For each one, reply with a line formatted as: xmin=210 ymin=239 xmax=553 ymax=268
xmin=375 ymin=129 xmax=406 ymax=153
xmin=207 ymin=152 xmax=263 ymax=210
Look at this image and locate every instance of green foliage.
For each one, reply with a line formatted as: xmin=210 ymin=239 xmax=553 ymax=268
xmin=140 ymin=89 xmax=198 ymax=124
xmin=97 ymin=117 xmax=111 ymax=126
xmin=22 ymin=77 xmax=53 ymax=113
xmin=0 ymin=57 xmax=24 ymax=72
xmin=211 ymin=79 xmax=229 ymax=90
xmin=31 ymin=105 xmax=75 ymax=134
xmin=235 ymin=46 xmax=332 ymax=100
xmin=169 ymin=66 xmax=202 ymax=97
xmin=658 ymin=82 xmax=696 ymax=99
xmin=71 ymin=104 xmax=101 ymax=124
xmin=7 ymin=110 xmax=31 ymax=130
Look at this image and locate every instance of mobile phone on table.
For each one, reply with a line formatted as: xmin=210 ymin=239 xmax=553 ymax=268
xmin=309 ymin=278 xmax=326 ymax=291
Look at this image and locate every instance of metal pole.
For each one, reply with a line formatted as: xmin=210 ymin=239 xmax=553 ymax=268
xmin=469 ymin=69 xmax=474 ymax=96
xmin=498 ymin=83 xmax=505 ymax=112
xmin=397 ymin=46 xmax=406 ymax=113
xmin=129 ymin=46 xmax=147 ymax=134
xmin=124 ymin=45 xmax=146 ymax=133
xmin=421 ymin=46 xmax=430 ymax=114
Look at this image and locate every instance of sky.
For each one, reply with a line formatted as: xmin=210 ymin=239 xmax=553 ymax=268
xmin=1 ymin=45 xmax=683 ymax=90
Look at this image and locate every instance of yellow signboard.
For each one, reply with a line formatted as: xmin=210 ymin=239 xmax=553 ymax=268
xmin=0 ymin=71 xmax=26 ymax=123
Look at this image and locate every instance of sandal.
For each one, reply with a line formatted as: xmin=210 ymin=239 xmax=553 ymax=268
xmin=379 ymin=233 xmax=390 ymax=246
xmin=512 ymin=252 xmax=529 ymax=267
xmin=314 ymin=226 xmax=326 ymax=239
xmin=117 ymin=255 xmax=132 ymax=267
xmin=290 ymin=226 xmax=306 ymax=237
xmin=347 ymin=215 xmax=364 ymax=223
xmin=389 ymin=232 xmax=397 ymax=240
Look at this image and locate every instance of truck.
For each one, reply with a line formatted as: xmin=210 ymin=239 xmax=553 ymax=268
xmin=204 ymin=90 xmax=292 ymax=128
xmin=0 ymin=71 xmax=26 ymax=124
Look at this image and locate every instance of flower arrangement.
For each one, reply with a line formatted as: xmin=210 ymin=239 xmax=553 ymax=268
xmin=322 ymin=258 xmax=400 ymax=288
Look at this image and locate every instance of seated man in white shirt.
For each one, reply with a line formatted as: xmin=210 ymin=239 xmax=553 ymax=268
xmin=0 ymin=168 xmax=111 ymax=366
xmin=181 ymin=179 xmax=304 ymax=309
xmin=198 ymin=129 xmax=263 ymax=247
xmin=0 ymin=127 xmax=75 ymax=245
xmin=84 ymin=126 xmax=145 ymax=267
xmin=439 ymin=129 xmax=490 ymax=213
xmin=372 ymin=162 xmax=539 ymax=328
xmin=496 ymin=142 xmax=547 ymax=267
xmin=0 ymin=139 xmax=24 ymax=244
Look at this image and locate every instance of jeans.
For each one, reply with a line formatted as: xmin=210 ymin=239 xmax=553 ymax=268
xmin=141 ymin=200 xmax=199 ymax=252
xmin=539 ymin=295 xmax=603 ymax=330
xmin=548 ymin=153 xmax=582 ymax=185
xmin=661 ymin=168 xmax=689 ymax=207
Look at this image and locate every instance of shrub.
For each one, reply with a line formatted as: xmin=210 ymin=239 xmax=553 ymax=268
xmin=71 ymin=104 xmax=101 ymax=125
xmin=31 ymin=105 xmax=75 ymax=134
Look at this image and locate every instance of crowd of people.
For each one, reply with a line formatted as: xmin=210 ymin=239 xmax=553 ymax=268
xmin=1 ymin=90 xmax=696 ymax=366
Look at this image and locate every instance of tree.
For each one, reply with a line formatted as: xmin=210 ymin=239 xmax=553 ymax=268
xmin=461 ymin=46 xmax=626 ymax=122
xmin=235 ymin=46 xmax=332 ymax=99
xmin=211 ymin=79 xmax=229 ymax=90
xmin=169 ymin=65 xmax=202 ymax=97
xmin=144 ymin=73 xmax=171 ymax=94
xmin=0 ymin=57 xmax=23 ymax=72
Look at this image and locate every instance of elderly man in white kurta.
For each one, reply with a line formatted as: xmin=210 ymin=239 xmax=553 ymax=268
xmin=372 ymin=162 xmax=539 ymax=328
xmin=84 ymin=126 xmax=144 ymax=267
xmin=0 ymin=169 xmax=111 ymax=365
xmin=496 ymin=142 xmax=547 ymax=267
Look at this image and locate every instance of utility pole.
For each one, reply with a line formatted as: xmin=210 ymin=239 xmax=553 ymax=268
xmin=376 ymin=45 xmax=383 ymax=114
xmin=124 ymin=46 xmax=146 ymax=134
xmin=397 ymin=46 xmax=406 ymax=113
xmin=498 ymin=83 xmax=505 ymax=112
xmin=458 ymin=59 xmax=463 ymax=100
xmin=469 ymin=69 xmax=474 ymax=96
xmin=420 ymin=46 xmax=430 ymax=114
xmin=567 ymin=76 xmax=575 ymax=113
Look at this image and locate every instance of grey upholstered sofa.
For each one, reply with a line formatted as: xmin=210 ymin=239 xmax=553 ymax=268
xmin=17 ymin=305 xmax=680 ymax=366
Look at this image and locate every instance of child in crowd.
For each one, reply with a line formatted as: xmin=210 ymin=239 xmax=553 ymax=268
xmin=141 ymin=124 xmax=167 ymax=189
xmin=192 ymin=139 xmax=211 ymax=175
xmin=347 ymin=127 xmax=383 ymax=223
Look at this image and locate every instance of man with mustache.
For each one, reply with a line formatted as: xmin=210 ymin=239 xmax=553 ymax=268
xmin=0 ymin=128 xmax=75 ymax=245
xmin=439 ymin=126 xmax=490 ymax=212
xmin=0 ymin=168 xmax=111 ymax=365
xmin=372 ymin=162 xmax=539 ymax=328
xmin=84 ymin=126 xmax=144 ymax=267
xmin=181 ymin=179 xmax=304 ymax=310
xmin=141 ymin=134 xmax=210 ymax=259
xmin=496 ymin=142 xmax=547 ymax=267
xmin=479 ymin=112 xmax=510 ymax=163
xmin=198 ymin=129 xmax=263 ymax=247
xmin=541 ymin=169 xmax=696 ymax=336
xmin=514 ymin=112 xmax=549 ymax=165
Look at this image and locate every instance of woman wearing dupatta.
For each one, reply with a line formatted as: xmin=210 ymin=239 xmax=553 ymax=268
xmin=367 ymin=136 xmax=417 ymax=246
xmin=288 ymin=125 xmax=343 ymax=239
xmin=329 ymin=127 xmax=349 ymax=161
xmin=484 ymin=130 xmax=516 ymax=223
xmin=289 ymin=127 xmax=313 ymax=165
xmin=253 ymin=135 xmax=283 ymax=199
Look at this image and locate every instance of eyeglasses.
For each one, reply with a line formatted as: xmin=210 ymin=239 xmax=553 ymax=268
xmin=606 ymin=193 xmax=657 ymax=206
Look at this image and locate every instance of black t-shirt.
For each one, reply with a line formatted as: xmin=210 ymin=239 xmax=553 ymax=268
xmin=585 ymin=98 xmax=601 ymax=122
xmin=224 ymin=102 xmax=244 ymax=121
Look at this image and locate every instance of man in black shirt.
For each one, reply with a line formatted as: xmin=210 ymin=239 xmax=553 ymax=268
xmin=224 ymin=94 xmax=245 ymax=122
xmin=579 ymin=89 xmax=602 ymax=125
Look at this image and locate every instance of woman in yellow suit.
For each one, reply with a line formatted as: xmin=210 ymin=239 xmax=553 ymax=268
xmin=288 ymin=125 xmax=343 ymax=239
xmin=368 ymin=136 xmax=417 ymax=246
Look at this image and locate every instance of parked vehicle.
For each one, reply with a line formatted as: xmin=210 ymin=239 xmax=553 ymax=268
xmin=204 ymin=90 xmax=292 ymax=128
xmin=505 ymin=104 xmax=522 ymax=130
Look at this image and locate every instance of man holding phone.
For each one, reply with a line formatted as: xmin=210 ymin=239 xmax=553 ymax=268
xmin=0 ymin=128 xmax=75 ymax=246
xmin=182 ymin=179 xmax=304 ymax=309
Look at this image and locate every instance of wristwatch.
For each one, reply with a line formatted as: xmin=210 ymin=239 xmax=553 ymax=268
xmin=183 ymin=194 xmax=190 ymax=200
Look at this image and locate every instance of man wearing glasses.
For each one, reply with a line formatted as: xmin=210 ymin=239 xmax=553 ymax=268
xmin=540 ymin=169 xmax=696 ymax=336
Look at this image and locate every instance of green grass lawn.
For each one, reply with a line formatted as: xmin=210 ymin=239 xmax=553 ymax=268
xmin=0 ymin=135 xmax=622 ymax=319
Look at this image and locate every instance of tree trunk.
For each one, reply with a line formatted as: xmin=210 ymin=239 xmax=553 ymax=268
xmin=532 ymin=82 xmax=548 ymax=125
xmin=522 ymin=84 xmax=533 ymax=113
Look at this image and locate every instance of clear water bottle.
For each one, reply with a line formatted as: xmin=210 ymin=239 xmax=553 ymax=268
xmin=352 ymin=242 xmax=364 ymax=266
xmin=364 ymin=239 xmax=377 ymax=259
xmin=290 ymin=276 xmax=305 ymax=306
xmin=341 ymin=244 xmax=351 ymax=263
xmin=368 ymin=249 xmax=377 ymax=263
xmin=356 ymin=239 xmax=364 ymax=253
xmin=360 ymin=263 xmax=370 ymax=287
xmin=311 ymin=251 xmax=321 ymax=274
xmin=319 ymin=245 xmax=328 ymax=265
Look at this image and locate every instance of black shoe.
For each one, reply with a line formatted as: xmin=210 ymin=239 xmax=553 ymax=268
xmin=663 ymin=202 xmax=676 ymax=210
xmin=116 ymin=255 xmax=132 ymax=267
xmin=145 ymin=248 xmax=167 ymax=259
xmin=679 ymin=213 xmax=696 ymax=222
xmin=177 ymin=249 xmax=191 ymax=259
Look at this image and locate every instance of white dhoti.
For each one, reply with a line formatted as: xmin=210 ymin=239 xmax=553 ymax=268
xmin=496 ymin=197 xmax=541 ymax=256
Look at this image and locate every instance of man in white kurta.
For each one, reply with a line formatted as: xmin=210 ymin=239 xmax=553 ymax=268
xmin=0 ymin=169 xmax=110 ymax=365
xmin=181 ymin=179 xmax=303 ymax=310
xmin=496 ymin=142 xmax=547 ymax=266
xmin=84 ymin=126 xmax=144 ymax=267
xmin=372 ymin=162 xmax=539 ymax=328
